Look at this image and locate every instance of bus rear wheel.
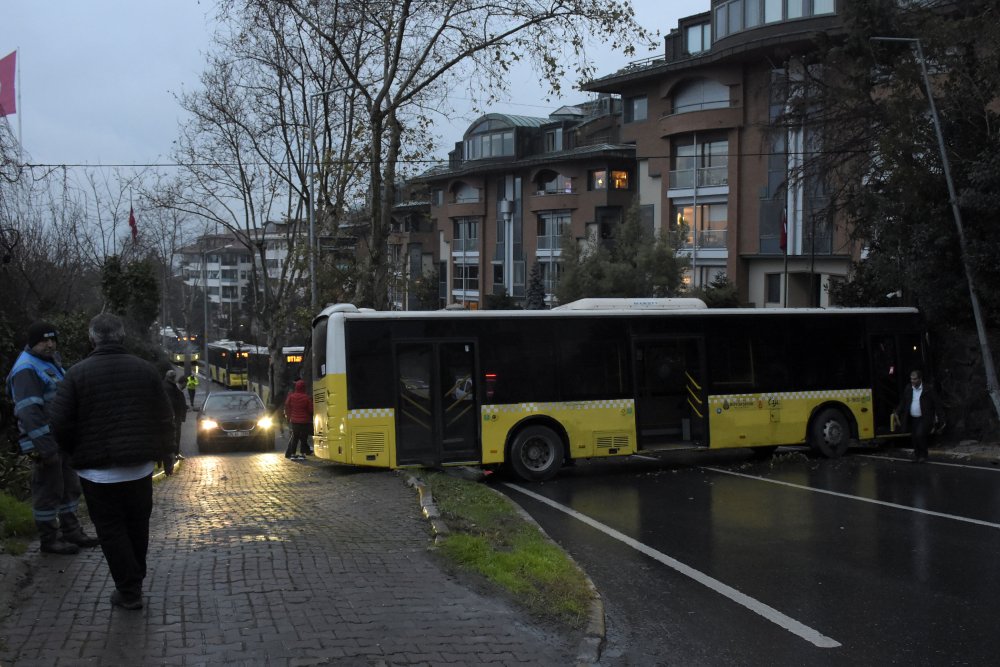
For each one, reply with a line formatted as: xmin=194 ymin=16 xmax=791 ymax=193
xmin=508 ymin=426 xmax=563 ymax=482
xmin=810 ymin=408 xmax=850 ymax=458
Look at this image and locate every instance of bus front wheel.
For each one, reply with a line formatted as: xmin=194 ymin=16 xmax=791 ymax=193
xmin=508 ymin=426 xmax=563 ymax=482
xmin=810 ymin=408 xmax=850 ymax=458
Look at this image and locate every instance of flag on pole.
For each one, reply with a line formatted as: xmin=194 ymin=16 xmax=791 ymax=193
xmin=779 ymin=208 xmax=787 ymax=252
xmin=128 ymin=207 xmax=138 ymax=243
xmin=0 ymin=51 xmax=15 ymax=117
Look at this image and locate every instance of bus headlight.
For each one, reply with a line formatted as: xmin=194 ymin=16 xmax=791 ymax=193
xmin=200 ymin=419 xmax=219 ymax=431
xmin=257 ymin=416 xmax=274 ymax=430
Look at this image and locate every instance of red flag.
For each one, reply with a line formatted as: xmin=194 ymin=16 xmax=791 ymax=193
xmin=128 ymin=207 xmax=138 ymax=243
xmin=0 ymin=51 xmax=15 ymax=117
xmin=779 ymin=208 xmax=787 ymax=252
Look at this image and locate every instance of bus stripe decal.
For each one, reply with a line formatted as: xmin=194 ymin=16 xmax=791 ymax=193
xmin=504 ymin=483 xmax=842 ymax=649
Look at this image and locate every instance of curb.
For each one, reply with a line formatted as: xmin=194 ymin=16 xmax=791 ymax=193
xmin=403 ymin=470 xmax=606 ymax=666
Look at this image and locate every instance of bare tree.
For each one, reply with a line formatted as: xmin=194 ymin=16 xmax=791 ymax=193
xmin=252 ymin=0 xmax=656 ymax=309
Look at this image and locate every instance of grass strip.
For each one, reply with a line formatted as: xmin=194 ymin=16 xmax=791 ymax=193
xmin=421 ymin=471 xmax=593 ymax=628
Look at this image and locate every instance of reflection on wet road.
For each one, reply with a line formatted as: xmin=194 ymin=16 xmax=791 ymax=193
xmin=498 ymin=451 xmax=1000 ymax=666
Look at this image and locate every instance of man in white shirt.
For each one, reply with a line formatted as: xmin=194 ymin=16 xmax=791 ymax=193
xmin=894 ymin=369 xmax=941 ymax=463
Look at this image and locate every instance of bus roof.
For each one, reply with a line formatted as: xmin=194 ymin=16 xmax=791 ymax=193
xmin=315 ymin=303 xmax=920 ymax=323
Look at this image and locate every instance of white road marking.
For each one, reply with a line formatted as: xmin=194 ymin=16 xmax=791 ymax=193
xmin=704 ymin=467 xmax=1000 ymax=530
xmin=858 ymin=453 xmax=1000 ymax=471
xmin=503 ymin=482 xmax=841 ymax=649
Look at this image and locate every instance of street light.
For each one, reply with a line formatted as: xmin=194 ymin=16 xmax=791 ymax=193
xmin=307 ymin=86 xmax=350 ymax=311
xmin=871 ymin=36 xmax=1000 ymax=416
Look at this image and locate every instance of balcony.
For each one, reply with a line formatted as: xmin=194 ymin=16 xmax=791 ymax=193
xmin=450 ymin=238 xmax=480 ymax=254
xmin=668 ymin=165 xmax=728 ymax=191
xmin=528 ymin=190 xmax=578 ymax=213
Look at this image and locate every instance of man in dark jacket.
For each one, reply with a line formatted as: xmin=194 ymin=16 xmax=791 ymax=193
xmin=894 ymin=369 xmax=942 ymax=463
xmin=283 ymin=379 xmax=313 ymax=460
xmin=5 ymin=321 xmax=99 ymax=554
xmin=49 ymin=313 xmax=174 ymax=611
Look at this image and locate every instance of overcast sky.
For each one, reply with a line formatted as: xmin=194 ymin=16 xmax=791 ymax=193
xmin=2 ymin=1 xmax=703 ymax=170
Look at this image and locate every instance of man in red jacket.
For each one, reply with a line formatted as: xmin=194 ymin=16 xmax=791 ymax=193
xmin=283 ymin=379 xmax=313 ymax=460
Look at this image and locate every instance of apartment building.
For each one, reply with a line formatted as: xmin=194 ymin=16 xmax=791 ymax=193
xmin=583 ymin=0 xmax=850 ymax=307
xmin=415 ymin=100 xmax=637 ymax=308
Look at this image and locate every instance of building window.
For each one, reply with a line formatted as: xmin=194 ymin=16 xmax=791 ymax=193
xmin=764 ymin=0 xmax=782 ymax=23
xmin=432 ymin=189 xmax=443 ymax=206
xmin=452 ymin=217 xmax=479 ymax=252
xmin=686 ymin=23 xmax=711 ymax=54
xmin=670 ymin=134 xmax=729 ymax=189
xmin=464 ymin=128 xmax=514 ymax=160
xmin=672 ymin=78 xmax=730 ymax=114
xmin=590 ymin=169 xmax=629 ymax=191
xmin=715 ymin=0 xmax=836 ymax=38
xmin=624 ymin=96 xmax=647 ymax=123
xmin=537 ymin=211 xmax=570 ymax=250
xmin=545 ymin=128 xmax=563 ymax=152
xmin=537 ymin=172 xmax=574 ymax=194
xmin=672 ymin=202 xmax=728 ymax=248
xmin=452 ymin=263 xmax=480 ymax=291
xmin=766 ymin=273 xmax=782 ymax=304
xmin=453 ymin=182 xmax=479 ymax=203
xmin=538 ymin=259 xmax=562 ymax=295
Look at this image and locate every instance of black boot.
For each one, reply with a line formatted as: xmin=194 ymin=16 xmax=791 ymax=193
xmin=37 ymin=520 xmax=80 ymax=555
xmin=62 ymin=527 xmax=100 ymax=548
xmin=60 ymin=513 xmax=100 ymax=548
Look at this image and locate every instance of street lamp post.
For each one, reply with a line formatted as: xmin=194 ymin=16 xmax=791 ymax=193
xmin=871 ymin=36 xmax=1000 ymax=418
xmin=307 ymin=86 xmax=349 ymax=311
xmin=202 ymin=246 xmax=209 ymax=373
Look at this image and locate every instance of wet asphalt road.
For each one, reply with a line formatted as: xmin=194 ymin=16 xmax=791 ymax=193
xmin=496 ymin=449 xmax=1000 ymax=666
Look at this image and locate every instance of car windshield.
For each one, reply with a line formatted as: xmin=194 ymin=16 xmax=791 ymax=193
xmin=204 ymin=395 xmax=263 ymax=412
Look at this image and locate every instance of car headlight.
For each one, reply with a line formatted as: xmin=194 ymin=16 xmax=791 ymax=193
xmin=258 ymin=416 xmax=274 ymax=429
xmin=200 ymin=419 xmax=219 ymax=431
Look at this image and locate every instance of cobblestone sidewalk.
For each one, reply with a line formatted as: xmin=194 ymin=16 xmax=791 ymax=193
xmin=0 ymin=454 xmax=581 ymax=665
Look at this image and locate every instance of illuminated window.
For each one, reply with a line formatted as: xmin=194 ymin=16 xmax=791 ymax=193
xmin=611 ymin=171 xmax=629 ymax=190
xmin=590 ymin=170 xmax=607 ymax=190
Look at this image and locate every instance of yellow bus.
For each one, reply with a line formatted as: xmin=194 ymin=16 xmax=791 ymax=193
xmin=206 ymin=340 xmax=250 ymax=389
xmin=310 ymin=300 xmax=926 ymax=481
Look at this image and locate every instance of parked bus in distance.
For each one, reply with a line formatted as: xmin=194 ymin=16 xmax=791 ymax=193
xmin=310 ymin=300 xmax=927 ymax=481
xmin=247 ymin=345 xmax=305 ymax=405
xmin=206 ymin=340 xmax=250 ymax=389
xmin=160 ymin=327 xmax=200 ymax=365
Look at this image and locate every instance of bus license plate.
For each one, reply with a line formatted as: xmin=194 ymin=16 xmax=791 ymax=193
xmin=227 ymin=431 xmax=250 ymax=437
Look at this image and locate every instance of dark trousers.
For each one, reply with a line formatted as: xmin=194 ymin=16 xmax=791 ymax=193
xmin=187 ymin=388 xmax=196 ymax=407
xmin=31 ymin=452 xmax=83 ymax=534
xmin=910 ymin=415 xmax=931 ymax=458
xmin=80 ymin=475 xmax=153 ymax=598
xmin=285 ymin=423 xmax=311 ymax=457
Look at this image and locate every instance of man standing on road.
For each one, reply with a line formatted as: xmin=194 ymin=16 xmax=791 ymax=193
xmin=49 ymin=313 xmax=174 ymax=611
xmin=185 ymin=372 xmax=199 ymax=409
xmin=894 ymin=369 xmax=942 ymax=463
xmin=5 ymin=321 xmax=99 ymax=555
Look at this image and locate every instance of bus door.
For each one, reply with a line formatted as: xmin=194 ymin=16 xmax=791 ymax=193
xmin=633 ymin=337 xmax=706 ymax=448
xmin=869 ymin=332 xmax=924 ymax=435
xmin=393 ymin=340 xmax=480 ymax=467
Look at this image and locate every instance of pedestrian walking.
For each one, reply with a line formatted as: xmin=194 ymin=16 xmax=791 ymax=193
xmin=163 ymin=370 xmax=187 ymax=463
xmin=49 ymin=313 xmax=175 ymax=610
xmin=185 ymin=372 xmax=199 ymax=408
xmin=5 ymin=321 xmax=99 ymax=555
xmin=283 ymin=379 xmax=313 ymax=460
xmin=893 ymin=368 xmax=942 ymax=463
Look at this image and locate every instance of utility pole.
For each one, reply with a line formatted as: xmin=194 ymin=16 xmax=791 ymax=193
xmin=872 ymin=37 xmax=1000 ymax=421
